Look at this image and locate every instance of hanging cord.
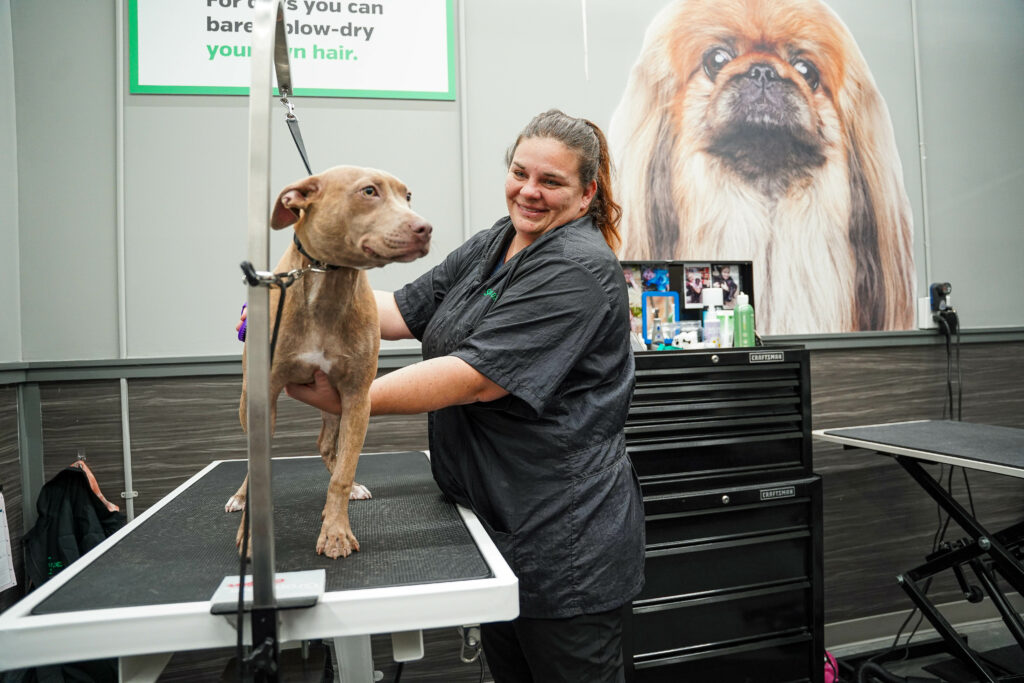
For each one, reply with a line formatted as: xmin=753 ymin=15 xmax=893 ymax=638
xmin=934 ymin=308 xmax=962 ymax=421
xmin=857 ymin=466 xmax=957 ymax=680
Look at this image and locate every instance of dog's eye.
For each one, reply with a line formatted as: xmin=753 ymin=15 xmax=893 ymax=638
xmin=361 ymin=186 xmax=378 ymax=197
xmin=792 ymin=59 xmax=820 ymax=90
xmin=702 ymin=47 xmax=733 ymax=81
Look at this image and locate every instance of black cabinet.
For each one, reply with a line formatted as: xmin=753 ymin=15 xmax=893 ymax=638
xmin=625 ymin=347 xmax=823 ymax=683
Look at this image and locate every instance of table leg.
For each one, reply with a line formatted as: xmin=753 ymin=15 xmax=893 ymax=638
xmin=897 ymin=573 xmax=999 ymax=682
xmin=969 ymin=557 xmax=1024 ymax=650
xmin=897 ymin=456 xmax=1024 ymax=596
xmin=333 ymin=635 xmax=374 ymax=683
xmin=118 ymin=652 xmax=173 ymax=683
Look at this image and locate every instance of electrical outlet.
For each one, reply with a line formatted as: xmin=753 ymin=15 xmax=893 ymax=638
xmin=917 ymin=297 xmax=937 ymax=329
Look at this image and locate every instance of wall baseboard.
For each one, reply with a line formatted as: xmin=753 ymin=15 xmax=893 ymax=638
xmin=826 ymin=592 xmax=1024 ymax=656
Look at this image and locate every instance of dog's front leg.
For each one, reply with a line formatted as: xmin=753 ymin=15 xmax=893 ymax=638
xmin=316 ymin=393 xmax=370 ymax=559
xmin=318 ymin=413 xmax=371 ymax=500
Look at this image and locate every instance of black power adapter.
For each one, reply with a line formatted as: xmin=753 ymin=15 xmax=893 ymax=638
xmin=929 ymin=282 xmax=952 ymax=312
xmin=929 ymin=282 xmax=958 ymax=335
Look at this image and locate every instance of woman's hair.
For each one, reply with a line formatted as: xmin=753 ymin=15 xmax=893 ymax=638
xmin=505 ymin=109 xmax=622 ymax=251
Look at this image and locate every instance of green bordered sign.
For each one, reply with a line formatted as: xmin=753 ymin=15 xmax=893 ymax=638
xmin=129 ymin=0 xmax=456 ymax=100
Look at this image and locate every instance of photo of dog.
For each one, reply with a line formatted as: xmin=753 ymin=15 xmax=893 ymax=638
xmin=609 ymin=0 xmax=915 ymax=335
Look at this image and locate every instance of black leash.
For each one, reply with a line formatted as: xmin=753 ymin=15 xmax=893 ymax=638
xmin=282 ymin=96 xmax=313 ymax=176
xmin=239 ymin=262 xmax=306 ymax=363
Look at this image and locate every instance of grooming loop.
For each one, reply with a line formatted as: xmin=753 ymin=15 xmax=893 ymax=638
xmin=240 ymin=262 xmax=311 ymax=290
xmin=240 ymin=1 xmax=300 ymax=680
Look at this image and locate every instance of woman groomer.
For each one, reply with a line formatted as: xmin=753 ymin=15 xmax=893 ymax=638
xmin=286 ymin=109 xmax=645 ymax=682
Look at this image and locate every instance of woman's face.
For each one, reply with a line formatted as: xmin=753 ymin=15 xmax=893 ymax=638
xmin=505 ymin=136 xmax=597 ymax=242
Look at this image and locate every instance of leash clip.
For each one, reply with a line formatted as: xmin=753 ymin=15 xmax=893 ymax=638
xmin=280 ymin=95 xmax=296 ymax=121
xmin=240 ymin=262 xmax=309 ymax=289
xmin=276 ymin=266 xmax=311 ymax=286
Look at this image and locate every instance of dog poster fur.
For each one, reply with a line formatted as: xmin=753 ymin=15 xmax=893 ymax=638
xmin=229 ymin=166 xmax=431 ymax=559
xmin=609 ymin=0 xmax=915 ymax=335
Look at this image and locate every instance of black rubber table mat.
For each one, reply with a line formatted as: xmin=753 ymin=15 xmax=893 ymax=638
xmin=32 ymin=451 xmax=492 ymax=615
xmin=825 ymin=420 xmax=1024 ymax=471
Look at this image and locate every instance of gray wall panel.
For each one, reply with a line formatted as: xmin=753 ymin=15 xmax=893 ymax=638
xmin=916 ymin=0 xmax=1024 ymax=329
xmin=11 ymin=0 xmax=120 ymax=361
xmin=122 ymin=97 xmax=462 ymax=358
xmin=0 ymin=2 xmax=20 ymax=362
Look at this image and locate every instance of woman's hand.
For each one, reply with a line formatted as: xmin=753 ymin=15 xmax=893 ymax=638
xmin=285 ymin=370 xmax=343 ymax=414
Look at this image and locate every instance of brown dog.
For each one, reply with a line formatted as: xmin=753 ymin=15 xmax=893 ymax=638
xmin=227 ymin=165 xmax=431 ymax=559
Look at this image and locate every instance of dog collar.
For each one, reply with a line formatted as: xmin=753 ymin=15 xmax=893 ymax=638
xmin=293 ymin=233 xmax=342 ymax=271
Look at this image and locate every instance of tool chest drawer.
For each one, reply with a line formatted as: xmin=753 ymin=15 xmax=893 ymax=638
xmin=631 ymin=581 xmax=812 ymax=656
xmin=630 ymin=633 xmax=816 ymax=683
xmin=641 ymin=473 xmax=817 ymax=548
xmin=636 ymin=474 xmax=820 ymax=603
xmin=627 ymin=347 xmax=811 ymax=479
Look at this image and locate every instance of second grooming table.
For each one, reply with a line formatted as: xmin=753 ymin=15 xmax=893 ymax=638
xmin=815 ymin=420 xmax=1024 ymax=682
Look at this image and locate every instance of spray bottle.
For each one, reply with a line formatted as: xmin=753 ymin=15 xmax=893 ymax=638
xmin=734 ymin=291 xmax=755 ymax=347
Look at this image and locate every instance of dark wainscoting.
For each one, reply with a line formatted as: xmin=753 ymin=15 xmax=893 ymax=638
xmin=0 ymin=340 xmax=1021 ymax=677
xmin=0 ymin=386 xmax=21 ymax=613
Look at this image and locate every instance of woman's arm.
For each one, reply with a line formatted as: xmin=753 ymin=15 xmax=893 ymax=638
xmin=284 ymin=356 xmax=509 ymax=415
xmin=375 ymin=290 xmax=414 ymax=341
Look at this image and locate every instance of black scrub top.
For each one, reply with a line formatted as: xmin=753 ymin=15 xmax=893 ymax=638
xmin=395 ymin=215 xmax=645 ymax=618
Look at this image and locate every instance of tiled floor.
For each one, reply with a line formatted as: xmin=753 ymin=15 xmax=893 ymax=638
xmin=832 ymin=617 xmax=1023 ymax=681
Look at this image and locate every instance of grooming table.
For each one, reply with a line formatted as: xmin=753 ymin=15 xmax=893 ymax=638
xmin=814 ymin=420 xmax=1024 ymax=682
xmin=0 ymin=451 xmax=518 ymax=681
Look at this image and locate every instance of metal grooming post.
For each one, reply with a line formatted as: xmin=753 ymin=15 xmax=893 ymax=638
xmin=245 ymin=1 xmax=292 ymax=679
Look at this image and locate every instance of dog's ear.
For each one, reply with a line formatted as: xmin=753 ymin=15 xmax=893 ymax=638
xmin=270 ymin=177 xmax=321 ymax=229
xmin=608 ymin=5 xmax=685 ymax=259
xmin=837 ymin=27 xmax=915 ymax=330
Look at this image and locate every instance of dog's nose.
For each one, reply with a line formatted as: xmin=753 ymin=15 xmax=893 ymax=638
xmin=411 ymin=222 xmax=432 ymax=238
xmin=748 ymin=63 xmax=779 ymax=84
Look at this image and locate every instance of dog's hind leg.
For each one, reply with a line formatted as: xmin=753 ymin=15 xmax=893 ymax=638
xmin=227 ymin=382 xmax=249 ymax=513
xmin=233 ymin=384 xmax=283 ymax=555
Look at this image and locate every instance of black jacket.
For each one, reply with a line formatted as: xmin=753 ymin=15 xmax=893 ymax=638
xmin=23 ymin=466 xmax=125 ymax=591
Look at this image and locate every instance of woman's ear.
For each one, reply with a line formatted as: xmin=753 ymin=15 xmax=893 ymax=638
xmin=581 ymin=179 xmax=598 ymax=211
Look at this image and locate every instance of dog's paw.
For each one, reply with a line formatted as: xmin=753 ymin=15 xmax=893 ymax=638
xmin=350 ymin=482 xmax=372 ymax=500
xmin=316 ymin=522 xmax=360 ymax=559
xmin=225 ymin=495 xmax=246 ymax=513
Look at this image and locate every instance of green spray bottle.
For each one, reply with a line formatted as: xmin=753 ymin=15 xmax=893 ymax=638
xmin=734 ymin=291 xmax=755 ymax=347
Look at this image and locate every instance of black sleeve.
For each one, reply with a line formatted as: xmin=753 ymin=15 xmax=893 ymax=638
xmin=394 ymin=235 xmax=481 ymax=340
xmin=451 ymin=257 xmax=612 ymax=417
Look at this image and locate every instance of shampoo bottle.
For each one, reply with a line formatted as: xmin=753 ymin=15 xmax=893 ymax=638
xmin=734 ymin=292 xmax=755 ymax=347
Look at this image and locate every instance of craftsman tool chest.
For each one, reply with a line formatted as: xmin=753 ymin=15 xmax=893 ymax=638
xmin=624 ymin=346 xmax=824 ymax=683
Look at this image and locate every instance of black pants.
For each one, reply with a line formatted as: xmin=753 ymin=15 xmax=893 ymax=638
xmin=481 ymin=607 xmax=626 ymax=683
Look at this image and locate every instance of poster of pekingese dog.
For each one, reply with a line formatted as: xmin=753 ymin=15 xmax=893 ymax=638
xmin=609 ymin=0 xmax=915 ymax=335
